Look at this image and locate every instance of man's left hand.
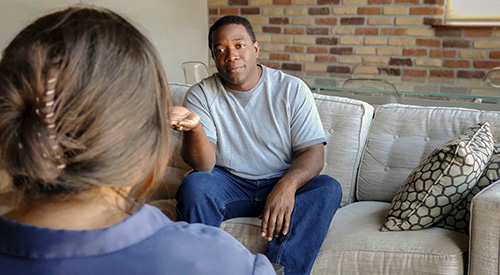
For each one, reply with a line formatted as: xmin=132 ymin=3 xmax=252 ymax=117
xmin=259 ymin=184 xmax=296 ymax=241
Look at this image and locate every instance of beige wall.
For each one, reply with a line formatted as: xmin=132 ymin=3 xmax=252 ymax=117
xmin=0 ymin=0 xmax=209 ymax=83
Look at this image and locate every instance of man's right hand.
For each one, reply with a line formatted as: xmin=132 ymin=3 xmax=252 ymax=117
xmin=172 ymin=106 xmax=216 ymax=171
xmin=171 ymin=106 xmax=201 ymax=132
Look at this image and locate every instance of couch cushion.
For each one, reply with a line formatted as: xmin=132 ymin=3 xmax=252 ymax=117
xmin=313 ymin=94 xmax=374 ymax=206
xmin=382 ymin=123 xmax=494 ymax=231
xmin=169 ymin=83 xmax=191 ymax=106
xmin=220 ymin=218 xmax=269 ymax=255
xmin=319 ymin=202 xmax=468 ymax=275
xmin=358 ymin=104 xmax=500 ymax=202
xmin=437 ymin=143 xmax=500 ymax=233
xmin=220 ymin=201 xmax=468 ymax=275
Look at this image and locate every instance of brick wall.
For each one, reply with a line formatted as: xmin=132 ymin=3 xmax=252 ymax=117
xmin=207 ymin=0 xmax=500 ymax=94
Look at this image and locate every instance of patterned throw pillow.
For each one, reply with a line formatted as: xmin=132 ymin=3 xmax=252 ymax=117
xmin=381 ymin=123 xmax=494 ymax=231
xmin=436 ymin=143 xmax=500 ymax=233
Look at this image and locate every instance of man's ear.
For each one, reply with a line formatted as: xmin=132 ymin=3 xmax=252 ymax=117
xmin=254 ymin=41 xmax=260 ymax=57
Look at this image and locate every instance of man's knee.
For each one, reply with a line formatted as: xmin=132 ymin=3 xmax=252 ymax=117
xmin=308 ymin=175 xmax=342 ymax=205
xmin=310 ymin=175 xmax=341 ymax=192
xmin=176 ymin=170 xmax=215 ymax=202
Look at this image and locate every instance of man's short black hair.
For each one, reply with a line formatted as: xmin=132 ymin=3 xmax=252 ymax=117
xmin=208 ymin=15 xmax=256 ymax=50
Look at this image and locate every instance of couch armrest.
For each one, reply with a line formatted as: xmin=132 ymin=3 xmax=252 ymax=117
xmin=469 ymin=179 xmax=500 ymax=275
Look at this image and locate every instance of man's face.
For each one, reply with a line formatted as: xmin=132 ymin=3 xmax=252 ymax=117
xmin=211 ymin=24 xmax=260 ymax=91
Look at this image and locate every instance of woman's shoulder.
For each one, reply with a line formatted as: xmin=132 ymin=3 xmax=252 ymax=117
xmin=152 ymin=219 xmax=275 ymax=275
xmin=159 ymin=220 xmax=249 ymax=253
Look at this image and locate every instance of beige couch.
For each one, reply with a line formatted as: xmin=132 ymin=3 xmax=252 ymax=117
xmin=153 ymin=83 xmax=500 ymax=275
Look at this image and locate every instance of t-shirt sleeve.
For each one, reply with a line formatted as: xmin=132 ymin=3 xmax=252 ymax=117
xmin=290 ymin=80 xmax=326 ymax=152
xmin=183 ymin=84 xmax=217 ymax=145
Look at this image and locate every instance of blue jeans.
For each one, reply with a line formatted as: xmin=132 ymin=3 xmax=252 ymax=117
xmin=176 ymin=167 xmax=342 ymax=275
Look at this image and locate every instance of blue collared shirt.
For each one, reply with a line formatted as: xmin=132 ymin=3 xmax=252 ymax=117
xmin=0 ymin=204 xmax=274 ymax=275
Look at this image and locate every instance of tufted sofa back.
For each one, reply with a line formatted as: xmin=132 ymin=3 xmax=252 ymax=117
xmin=357 ymin=104 xmax=500 ymax=202
xmin=313 ymin=94 xmax=374 ymax=206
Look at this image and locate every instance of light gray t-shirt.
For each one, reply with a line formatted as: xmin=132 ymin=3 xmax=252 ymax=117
xmin=184 ymin=65 xmax=326 ymax=180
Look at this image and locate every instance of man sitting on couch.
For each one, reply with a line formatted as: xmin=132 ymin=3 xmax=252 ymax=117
xmin=171 ymin=15 xmax=342 ymax=275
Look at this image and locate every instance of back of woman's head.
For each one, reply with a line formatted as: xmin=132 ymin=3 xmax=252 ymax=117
xmin=0 ymin=7 xmax=172 ymax=203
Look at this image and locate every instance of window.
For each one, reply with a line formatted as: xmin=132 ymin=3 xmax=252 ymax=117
xmin=445 ymin=0 xmax=500 ymax=26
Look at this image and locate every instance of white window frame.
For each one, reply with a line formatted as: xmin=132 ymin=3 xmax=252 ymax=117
xmin=445 ymin=0 xmax=500 ymax=26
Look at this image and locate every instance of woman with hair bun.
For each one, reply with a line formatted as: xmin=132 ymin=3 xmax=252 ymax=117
xmin=0 ymin=6 xmax=274 ymax=275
